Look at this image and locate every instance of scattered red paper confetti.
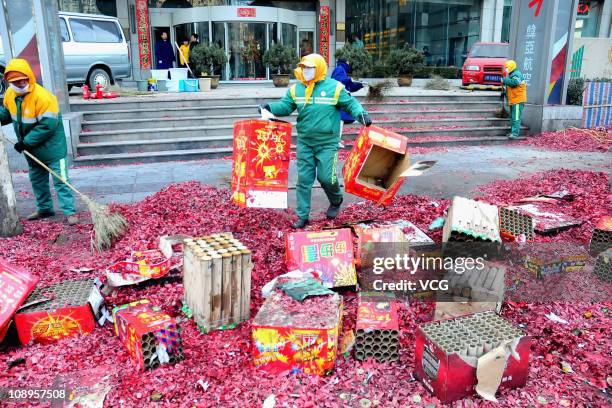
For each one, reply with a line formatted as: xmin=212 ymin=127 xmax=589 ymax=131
xmin=0 ymin=170 xmax=610 ymax=407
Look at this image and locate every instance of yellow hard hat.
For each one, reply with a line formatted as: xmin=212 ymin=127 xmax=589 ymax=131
xmin=504 ymin=60 xmax=517 ymax=73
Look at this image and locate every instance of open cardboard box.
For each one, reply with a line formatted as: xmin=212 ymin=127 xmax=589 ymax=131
xmin=343 ymin=126 xmax=434 ymax=205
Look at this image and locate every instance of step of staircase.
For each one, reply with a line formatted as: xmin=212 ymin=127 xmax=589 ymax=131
xmin=80 ymin=108 xmax=499 ymax=131
xmin=71 ymin=92 xmax=524 ymax=166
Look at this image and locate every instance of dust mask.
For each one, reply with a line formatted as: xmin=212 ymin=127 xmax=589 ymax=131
xmin=303 ymin=67 xmax=316 ymax=81
xmin=10 ymin=83 xmax=29 ymax=94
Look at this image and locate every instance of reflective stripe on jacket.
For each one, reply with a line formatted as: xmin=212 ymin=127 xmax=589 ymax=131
xmin=503 ymin=69 xmax=527 ymax=105
xmin=268 ymin=78 xmax=367 ymax=145
xmin=0 ymin=58 xmax=67 ymax=163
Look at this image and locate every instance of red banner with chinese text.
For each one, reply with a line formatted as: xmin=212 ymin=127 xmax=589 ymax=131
xmin=319 ymin=6 xmax=330 ymax=64
xmin=135 ymin=0 xmax=152 ymax=70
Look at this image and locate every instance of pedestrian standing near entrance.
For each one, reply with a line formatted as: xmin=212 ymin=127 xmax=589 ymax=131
xmin=179 ymin=38 xmax=190 ymax=69
xmin=352 ymin=35 xmax=365 ymax=49
xmin=501 ymin=60 xmax=527 ymax=140
xmin=0 ymin=59 xmax=77 ymax=225
xmin=260 ymin=54 xmax=372 ymax=229
xmin=331 ymin=58 xmax=364 ymax=147
xmin=155 ymin=32 xmax=175 ymax=70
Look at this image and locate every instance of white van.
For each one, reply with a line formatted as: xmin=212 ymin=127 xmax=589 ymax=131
xmin=0 ymin=12 xmax=130 ymax=92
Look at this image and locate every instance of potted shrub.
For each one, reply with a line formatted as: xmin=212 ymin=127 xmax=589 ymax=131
xmin=263 ymin=44 xmax=299 ymax=87
xmin=190 ymin=43 xmax=228 ymax=89
xmin=386 ymin=45 xmax=425 ymax=86
xmin=334 ymin=45 xmax=373 ymax=79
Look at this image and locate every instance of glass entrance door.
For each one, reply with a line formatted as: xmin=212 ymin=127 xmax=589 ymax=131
xmin=228 ymin=22 xmax=267 ymax=80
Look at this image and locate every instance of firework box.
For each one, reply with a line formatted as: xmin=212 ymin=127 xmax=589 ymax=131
xmin=252 ymin=290 xmax=343 ymax=375
xmin=286 ymin=228 xmax=356 ymax=288
xmin=523 ymin=246 xmax=587 ymax=279
xmin=505 ymin=203 xmax=581 ymax=234
xmin=589 ymin=216 xmax=612 ymax=256
xmin=0 ymin=259 xmax=39 ymax=342
xmin=415 ymin=311 xmax=531 ymax=403
xmin=112 ymin=299 xmax=183 ymax=371
xmin=231 ymin=119 xmax=292 ymax=208
xmin=14 ymin=279 xmax=103 ymax=345
xmin=353 ymin=219 xmax=434 ymax=270
xmin=354 ymin=292 xmax=400 ymax=362
xmin=342 ymin=126 xmax=435 ymax=205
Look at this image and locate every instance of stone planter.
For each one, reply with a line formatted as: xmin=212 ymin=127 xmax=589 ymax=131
xmin=203 ymin=75 xmax=220 ymax=89
xmin=397 ymin=75 xmax=413 ymax=87
xmin=272 ymin=74 xmax=291 ymax=88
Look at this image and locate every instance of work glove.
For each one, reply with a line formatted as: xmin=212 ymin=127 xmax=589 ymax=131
xmin=360 ymin=112 xmax=372 ymax=127
xmin=14 ymin=141 xmax=27 ymax=153
xmin=258 ymin=104 xmax=275 ymax=120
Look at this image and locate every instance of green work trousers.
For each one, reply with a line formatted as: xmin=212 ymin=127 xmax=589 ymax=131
xmin=28 ymin=157 xmax=76 ymax=215
xmin=510 ymin=103 xmax=524 ymax=137
xmin=296 ymin=141 xmax=342 ymax=220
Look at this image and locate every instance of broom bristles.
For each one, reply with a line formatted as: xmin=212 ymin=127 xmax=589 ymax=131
xmin=83 ymin=195 xmax=128 ymax=252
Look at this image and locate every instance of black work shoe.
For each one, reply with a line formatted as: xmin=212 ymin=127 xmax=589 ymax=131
xmin=26 ymin=211 xmax=55 ymax=221
xmin=326 ymin=199 xmax=343 ymax=219
xmin=292 ymin=219 xmax=309 ymax=229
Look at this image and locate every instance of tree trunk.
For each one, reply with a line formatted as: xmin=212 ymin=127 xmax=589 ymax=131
xmin=0 ymin=131 xmax=22 ymax=237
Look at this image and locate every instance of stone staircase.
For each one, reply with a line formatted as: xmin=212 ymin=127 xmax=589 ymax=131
xmin=71 ymin=93 xmax=527 ymax=165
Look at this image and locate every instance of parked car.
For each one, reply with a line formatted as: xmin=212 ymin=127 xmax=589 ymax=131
xmin=462 ymin=42 xmax=510 ymax=86
xmin=0 ymin=11 xmax=130 ymax=93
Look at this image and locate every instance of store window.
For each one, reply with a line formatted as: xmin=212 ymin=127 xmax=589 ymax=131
xmin=299 ymin=31 xmax=314 ymax=57
xmin=575 ymin=0 xmax=602 ymax=38
xmin=228 ymin=22 xmax=267 ymax=80
xmin=281 ymin=23 xmax=297 ymax=51
xmin=347 ymin=0 xmax=481 ymax=67
xmin=59 ymin=0 xmax=117 ymax=16
xmin=501 ymin=0 xmax=512 ymax=43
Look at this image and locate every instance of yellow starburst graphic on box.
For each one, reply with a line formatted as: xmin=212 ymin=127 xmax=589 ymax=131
xmin=31 ymin=313 xmax=82 ymax=340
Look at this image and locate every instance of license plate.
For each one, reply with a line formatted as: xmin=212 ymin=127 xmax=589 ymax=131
xmin=485 ymin=75 xmax=501 ymax=82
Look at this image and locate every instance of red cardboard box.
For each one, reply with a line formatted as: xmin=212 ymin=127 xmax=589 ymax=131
xmin=113 ymin=299 xmax=183 ymax=371
xmin=107 ymin=249 xmax=173 ymax=280
xmin=354 ymin=292 xmax=400 ymax=362
xmin=252 ymin=290 xmax=343 ymax=375
xmin=415 ymin=311 xmax=530 ymax=403
xmin=286 ymin=229 xmax=357 ymax=287
xmin=231 ymin=119 xmax=292 ymax=208
xmin=343 ymin=126 xmax=411 ymax=205
xmin=0 ymin=259 xmax=38 ymax=342
xmin=15 ymin=279 xmax=102 ymax=345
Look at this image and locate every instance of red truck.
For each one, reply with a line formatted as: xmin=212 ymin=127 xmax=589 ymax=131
xmin=462 ymin=42 xmax=510 ymax=87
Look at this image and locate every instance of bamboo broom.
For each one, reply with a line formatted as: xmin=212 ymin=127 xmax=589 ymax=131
xmin=2 ymin=132 xmax=127 ymax=252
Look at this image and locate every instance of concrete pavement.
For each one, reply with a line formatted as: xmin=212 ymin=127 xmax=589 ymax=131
xmin=8 ymin=145 xmax=610 ymax=219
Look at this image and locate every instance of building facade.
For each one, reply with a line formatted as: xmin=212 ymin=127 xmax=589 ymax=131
xmin=57 ymin=0 xmax=611 ymax=81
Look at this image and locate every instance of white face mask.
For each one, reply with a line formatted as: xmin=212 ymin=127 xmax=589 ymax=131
xmin=303 ymin=67 xmax=316 ymax=81
xmin=9 ymin=83 xmax=29 ymax=94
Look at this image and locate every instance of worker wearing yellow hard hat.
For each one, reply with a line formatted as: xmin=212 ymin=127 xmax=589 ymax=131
xmin=501 ymin=60 xmax=527 ymax=140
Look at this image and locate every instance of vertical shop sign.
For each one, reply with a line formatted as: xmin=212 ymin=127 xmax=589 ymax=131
xmin=319 ymin=6 xmax=330 ymax=64
xmin=135 ymin=0 xmax=151 ymax=70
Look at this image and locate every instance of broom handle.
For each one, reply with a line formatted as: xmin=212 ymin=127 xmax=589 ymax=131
xmin=2 ymin=134 xmax=85 ymax=199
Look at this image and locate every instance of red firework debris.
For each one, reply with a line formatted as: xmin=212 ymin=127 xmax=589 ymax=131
xmin=518 ymin=128 xmax=611 ymax=152
xmin=0 ymin=170 xmax=610 ymax=407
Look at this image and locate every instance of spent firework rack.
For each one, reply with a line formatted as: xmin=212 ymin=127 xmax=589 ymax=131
xmin=442 ymin=197 xmax=501 ymax=243
xmin=589 ymin=217 xmax=612 ymax=256
xmin=182 ymin=232 xmax=253 ymax=332
xmin=594 ymin=248 xmax=611 ymax=282
xmin=354 ymin=292 xmax=400 ymax=363
xmin=499 ymin=206 xmax=535 ymax=242
xmin=415 ymin=311 xmax=530 ymax=403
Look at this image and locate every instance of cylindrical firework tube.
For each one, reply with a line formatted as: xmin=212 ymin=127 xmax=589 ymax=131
xmin=240 ymin=249 xmax=252 ymax=321
xmin=221 ymin=253 xmax=233 ymax=325
xmin=182 ymin=244 xmax=196 ymax=309
xmin=230 ymin=251 xmax=243 ymax=324
xmin=210 ymin=254 xmax=223 ymax=329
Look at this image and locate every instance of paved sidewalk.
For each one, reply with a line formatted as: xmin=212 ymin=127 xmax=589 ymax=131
xmin=9 ymin=145 xmax=610 ymax=220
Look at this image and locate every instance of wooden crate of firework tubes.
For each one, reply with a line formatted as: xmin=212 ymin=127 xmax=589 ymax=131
xmin=342 ymin=126 xmax=413 ymax=206
xmin=286 ymin=229 xmax=356 ymax=288
xmin=415 ymin=311 xmax=530 ymax=403
xmin=354 ymin=292 xmax=400 ymax=362
xmin=182 ymin=233 xmax=253 ymax=332
xmin=14 ymin=279 xmax=104 ymax=345
xmin=0 ymin=259 xmax=38 ymax=342
xmin=252 ymin=289 xmax=343 ymax=375
xmin=231 ymin=119 xmax=292 ymax=208
xmin=113 ymin=299 xmax=183 ymax=371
